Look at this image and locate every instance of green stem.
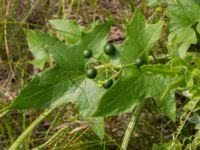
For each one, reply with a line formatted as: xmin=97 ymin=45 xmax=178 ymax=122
xmin=106 ymin=68 xmax=122 ymax=81
xmin=120 ymin=99 xmax=147 ymax=150
xmin=0 ymin=109 xmax=9 ymax=119
xmin=8 ymin=108 xmax=54 ymax=150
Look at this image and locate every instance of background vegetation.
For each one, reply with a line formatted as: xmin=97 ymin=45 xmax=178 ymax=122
xmin=0 ymin=0 xmax=200 ymax=150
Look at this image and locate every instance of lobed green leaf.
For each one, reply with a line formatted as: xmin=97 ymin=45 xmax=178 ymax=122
xmin=9 ymin=21 xmax=112 ymax=112
xmin=94 ymin=67 xmax=176 ymax=121
xmin=49 ymin=19 xmax=82 ymax=44
xmin=119 ymin=9 xmax=163 ymax=64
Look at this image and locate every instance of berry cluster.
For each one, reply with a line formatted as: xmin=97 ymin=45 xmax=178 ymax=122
xmin=83 ymin=43 xmax=145 ymax=89
xmin=83 ymin=43 xmax=116 ymax=89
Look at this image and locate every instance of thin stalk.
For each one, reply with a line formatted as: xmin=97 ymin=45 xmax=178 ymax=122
xmin=22 ymin=0 xmax=39 ymax=22
xmin=32 ymin=125 xmax=69 ymax=150
xmin=5 ymin=118 xmax=15 ymax=143
xmin=4 ymin=0 xmax=14 ymax=76
xmin=8 ymin=108 xmax=54 ymax=150
xmin=120 ymin=99 xmax=147 ymax=150
xmin=22 ymin=111 xmax=29 ymax=150
xmin=44 ymin=106 xmax=65 ymax=140
xmin=0 ymin=109 xmax=9 ymax=119
xmin=169 ymin=98 xmax=200 ymax=149
xmin=128 ymin=0 xmax=135 ymax=12
xmin=61 ymin=0 xmax=66 ymax=19
xmin=92 ymin=0 xmax=98 ymax=23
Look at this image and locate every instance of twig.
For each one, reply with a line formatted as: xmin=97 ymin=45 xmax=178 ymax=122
xmin=120 ymin=99 xmax=147 ymax=150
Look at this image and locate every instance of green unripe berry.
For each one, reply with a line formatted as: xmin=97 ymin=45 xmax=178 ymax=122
xmin=135 ymin=58 xmax=145 ymax=67
xmin=104 ymin=43 xmax=116 ymax=55
xmin=86 ymin=68 xmax=97 ymax=79
xmin=83 ymin=49 xmax=92 ymax=58
xmin=103 ymin=79 xmax=113 ymax=89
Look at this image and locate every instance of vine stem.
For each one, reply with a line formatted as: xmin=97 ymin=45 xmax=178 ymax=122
xmin=120 ymin=99 xmax=147 ymax=150
xmin=8 ymin=108 xmax=54 ymax=150
xmin=169 ymin=98 xmax=200 ymax=149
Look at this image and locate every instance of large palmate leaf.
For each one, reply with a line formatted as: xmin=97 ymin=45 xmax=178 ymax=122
xmin=94 ymin=10 xmax=176 ymax=121
xmin=9 ymin=21 xmax=112 ymax=113
xmin=119 ymin=9 xmax=163 ymax=64
xmin=94 ymin=67 xmax=176 ymax=121
xmin=10 ymin=22 xmax=111 ymax=139
xmin=167 ymin=0 xmax=200 ymax=58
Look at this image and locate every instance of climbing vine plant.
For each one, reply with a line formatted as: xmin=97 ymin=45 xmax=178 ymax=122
xmin=4 ymin=0 xmax=200 ymax=149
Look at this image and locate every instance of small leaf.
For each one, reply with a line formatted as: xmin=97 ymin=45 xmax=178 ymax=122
xmin=167 ymin=27 xmax=197 ymax=58
xmin=168 ymin=0 xmax=200 ymax=58
xmin=168 ymin=0 xmax=200 ymax=30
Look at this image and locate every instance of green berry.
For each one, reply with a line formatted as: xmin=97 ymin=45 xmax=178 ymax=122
xmin=83 ymin=49 xmax=92 ymax=58
xmin=104 ymin=43 xmax=115 ymax=55
xmin=135 ymin=58 xmax=145 ymax=67
xmin=103 ymin=79 xmax=113 ymax=89
xmin=86 ymin=68 xmax=97 ymax=79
